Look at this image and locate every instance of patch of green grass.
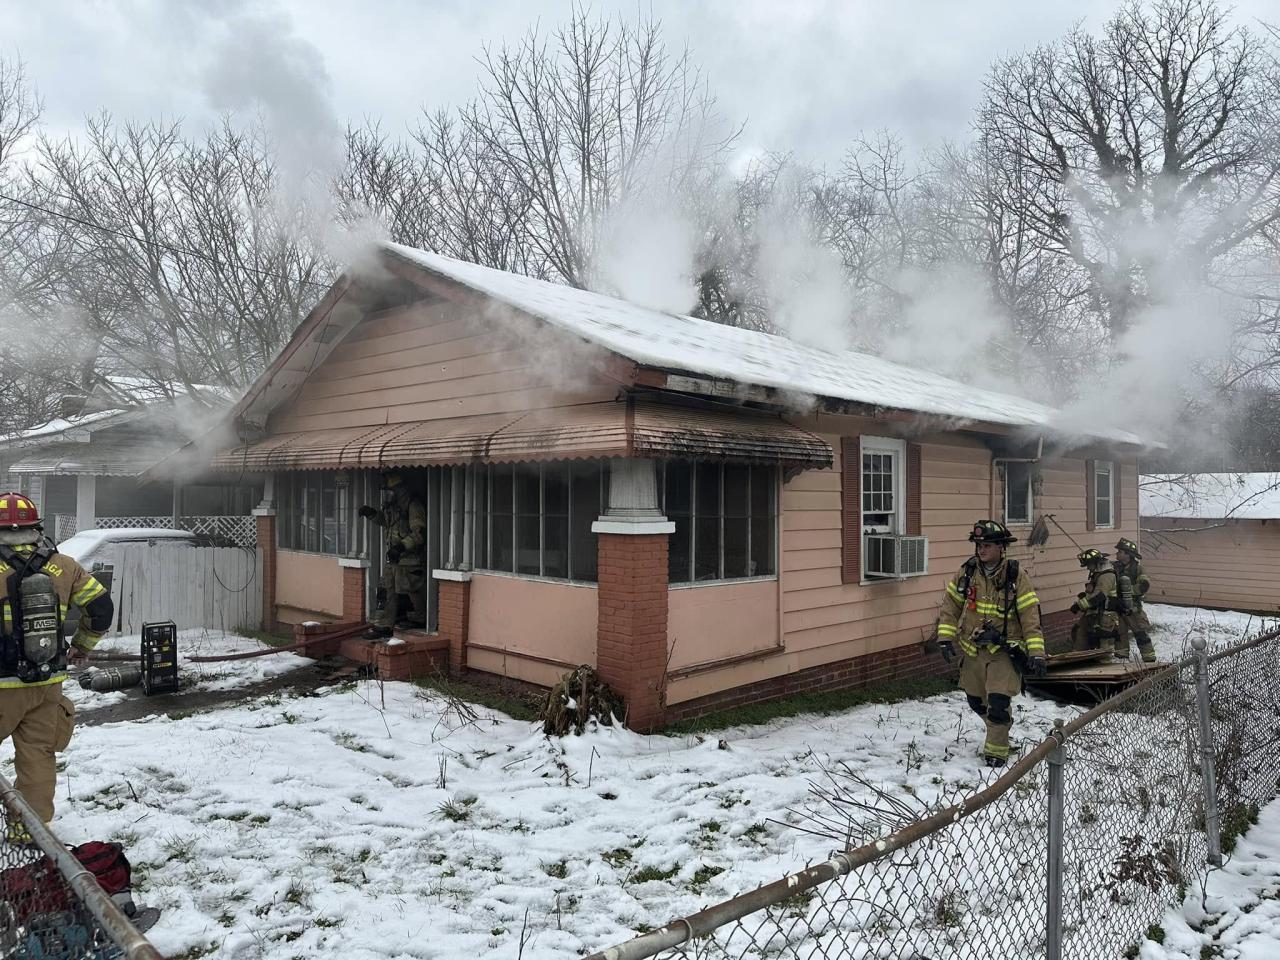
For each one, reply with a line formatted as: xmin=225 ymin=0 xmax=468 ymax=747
xmin=237 ymin=628 xmax=294 ymax=648
xmin=437 ymin=797 xmax=474 ymax=822
xmin=1220 ymin=802 xmax=1260 ymax=855
xmin=662 ymin=677 xmax=957 ymax=734
xmin=690 ymin=864 xmax=724 ymax=892
xmin=410 ymin=671 xmax=539 ymax=721
xmin=168 ymin=943 xmax=219 ymax=960
xmin=601 ymin=848 xmax=632 ymax=868
xmin=629 ymin=863 xmax=679 ymax=884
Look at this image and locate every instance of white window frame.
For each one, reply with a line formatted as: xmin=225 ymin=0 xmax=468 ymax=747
xmin=1094 ymin=460 xmax=1115 ymax=529
xmin=860 ymin=436 xmax=905 ymax=537
xmin=1003 ymin=461 xmax=1035 ymax=526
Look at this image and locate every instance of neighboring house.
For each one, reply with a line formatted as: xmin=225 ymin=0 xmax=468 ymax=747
xmin=2 ymin=382 xmax=260 ymax=544
xmin=207 ymin=242 xmax=1147 ymax=729
xmin=1140 ymin=473 xmax=1280 ymax=615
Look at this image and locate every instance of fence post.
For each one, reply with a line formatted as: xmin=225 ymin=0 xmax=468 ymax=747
xmin=1046 ymin=719 xmax=1067 ymax=960
xmin=1191 ymin=636 xmax=1223 ymax=867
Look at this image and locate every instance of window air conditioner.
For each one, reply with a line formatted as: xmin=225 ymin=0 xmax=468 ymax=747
xmin=864 ymin=534 xmax=929 ymax=579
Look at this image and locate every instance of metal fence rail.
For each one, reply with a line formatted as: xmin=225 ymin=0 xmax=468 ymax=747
xmin=590 ymin=625 xmax=1280 ymax=960
xmin=0 ymin=775 xmax=163 ymax=960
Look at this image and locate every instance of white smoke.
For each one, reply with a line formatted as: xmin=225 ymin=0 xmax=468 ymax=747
xmin=593 ymin=196 xmax=701 ymax=316
xmin=753 ymin=178 xmax=851 ymax=353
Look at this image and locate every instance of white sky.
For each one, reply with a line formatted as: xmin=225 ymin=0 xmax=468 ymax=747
xmin=5 ymin=0 xmax=1276 ymax=166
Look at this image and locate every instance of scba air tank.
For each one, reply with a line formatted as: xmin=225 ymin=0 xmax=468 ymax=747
xmin=19 ymin=572 xmax=61 ymax=672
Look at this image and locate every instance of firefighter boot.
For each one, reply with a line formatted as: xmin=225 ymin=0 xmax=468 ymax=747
xmin=1135 ymin=631 xmax=1157 ymax=663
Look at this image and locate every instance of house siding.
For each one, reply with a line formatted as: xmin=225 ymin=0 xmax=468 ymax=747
xmin=267 ymin=301 xmax=617 ymax=435
xmin=466 ymin=574 xmax=599 ymax=684
xmin=275 ymin=550 xmax=345 ymax=623
xmin=665 ymin=416 xmax=1142 ymax=709
xmin=1141 ymin=517 xmax=1280 ymax=614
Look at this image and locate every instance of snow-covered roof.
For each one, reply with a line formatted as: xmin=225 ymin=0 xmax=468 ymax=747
xmin=7 ymin=437 xmax=193 ymax=476
xmin=1140 ymin=473 xmax=1280 ymax=520
xmin=385 ymin=243 xmax=1145 ymax=446
xmin=9 ymin=409 xmax=128 ymax=444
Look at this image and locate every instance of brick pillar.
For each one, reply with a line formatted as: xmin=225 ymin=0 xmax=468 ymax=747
xmin=254 ymin=511 xmax=277 ymax=633
xmin=434 ymin=571 xmax=471 ymax=677
xmin=592 ymin=458 xmax=674 ymax=733
xmin=340 ymin=559 xmax=368 ymax=622
xmin=595 ymin=532 xmax=671 ymax=731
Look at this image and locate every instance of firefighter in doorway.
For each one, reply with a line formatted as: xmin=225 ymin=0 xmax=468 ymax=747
xmin=0 ymin=493 xmax=113 ymax=828
xmin=1070 ymin=548 xmax=1121 ymax=655
xmin=1112 ymin=538 xmax=1157 ymax=662
xmin=358 ymin=472 xmax=427 ymax=639
xmin=936 ymin=520 xmax=1046 ymax=768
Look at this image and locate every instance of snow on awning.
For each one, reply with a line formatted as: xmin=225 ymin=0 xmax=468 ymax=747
xmin=210 ymin=401 xmax=831 ymax=472
xmin=8 ymin=439 xmax=189 ymax=476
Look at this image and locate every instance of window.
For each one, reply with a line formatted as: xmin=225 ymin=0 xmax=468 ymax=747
xmin=1094 ymin=461 xmax=1114 ymax=528
xmin=276 ymin=472 xmax=351 ymax=555
xmin=475 ymin=462 xmax=605 ymax=581
xmin=661 ymin=461 xmax=778 ymax=583
xmin=1003 ymin=462 xmax=1034 ymax=525
xmin=861 ymin=438 xmax=904 ymax=535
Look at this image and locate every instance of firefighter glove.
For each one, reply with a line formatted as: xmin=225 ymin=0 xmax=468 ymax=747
xmin=386 ymin=543 xmax=404 ymax=564
xmin=1027 ymin=656 xmax=1047 ymax=678
xmin=939 ymin=640 xmax=956 ymax=664
xmin=358 ymin=505 xmax=378 ymax=520
xmin=1070 ymin=600 xmax=1083 ymax=614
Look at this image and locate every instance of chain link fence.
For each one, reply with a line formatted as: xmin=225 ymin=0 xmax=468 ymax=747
xmin=590 ymin=624 xmax=1280 ymax=960
xmin=0 ymin=776 xmax=163 ymax=960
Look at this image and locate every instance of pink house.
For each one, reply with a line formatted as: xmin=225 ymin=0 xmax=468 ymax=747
xmin=210 ymin=244 xmax=1146 ymax=729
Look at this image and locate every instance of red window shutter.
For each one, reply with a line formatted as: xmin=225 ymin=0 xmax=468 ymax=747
xmin=1113 ymin=461 xmax=1122 ymax=527
xmin=840 ymin=436 xmax=861 ymax=584
xmin=906 ymin=442 xmax=922 ymax=536
xmin=1085 ymin=459 xmax=1097 ymax=532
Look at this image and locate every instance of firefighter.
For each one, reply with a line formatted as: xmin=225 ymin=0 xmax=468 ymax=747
xmin=1113 ymin=537 xmax=1156 ymax=663
xmin=357 ymin=472 xmax=427 ymax=639
xmin=937 ymin=520 xmax=1046 ymax=768
xmin=1070 ymin=548 xmax=1121 ymax=654
xmin=0 ymin=493 xmax=113 ymax=827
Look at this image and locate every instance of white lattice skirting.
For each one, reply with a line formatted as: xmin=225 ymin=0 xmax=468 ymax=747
xmin=89 ymin=515 xmax=257 ymax=547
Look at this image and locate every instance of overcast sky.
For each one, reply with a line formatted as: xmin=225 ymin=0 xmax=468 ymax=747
xmin=4 ymin=0 xmax=1276 ymax=165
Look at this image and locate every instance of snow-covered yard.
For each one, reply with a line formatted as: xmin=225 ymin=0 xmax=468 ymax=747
xmin=2 ymin=604 xmax=1275 ymax=959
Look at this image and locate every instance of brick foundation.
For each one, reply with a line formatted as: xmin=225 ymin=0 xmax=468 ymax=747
xmin=1042 ymin=609 xmax=1075 ymax=654
xmin=341 ymin=565 xmax=367 ymax=622
xmin=596 ymin=533 xmax=669 ymax=732
xmin=437 ymin=578 xmax=471 ymax=677
xmin=666 ymin=642 xmax=952 ymax=724
xmin=255 ymin=513 xmax=277 ymax=632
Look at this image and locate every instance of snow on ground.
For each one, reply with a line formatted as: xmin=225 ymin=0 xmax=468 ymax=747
xmin=0 ymin=607 xmax=1274 ymax=959
xmin=1143 ymin=799 xmax=1280 ymax=960
xmin=63 ymin=629 xmax=305 ymax=711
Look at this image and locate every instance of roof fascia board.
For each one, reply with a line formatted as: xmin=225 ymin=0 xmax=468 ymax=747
xmin=232 ymin=274 xmax=354 ymax=432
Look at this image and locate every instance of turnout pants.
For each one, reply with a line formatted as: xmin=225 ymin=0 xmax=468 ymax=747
xmin=1072 ymin=612 xmax=1120 ymax=655
xmin=373 ymin=562 xmax=427 ymax=628
xmin=0 ymin=683 xmax=76 ymax=822
xmin=959 ymin=648 xmax=1022 ymax=762
xmin=1115 ymin=604 xmax=1156 ymax=661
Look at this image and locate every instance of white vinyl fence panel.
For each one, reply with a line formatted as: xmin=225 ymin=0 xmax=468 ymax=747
xmin=112 ymin=545 xmax=262 ymax=636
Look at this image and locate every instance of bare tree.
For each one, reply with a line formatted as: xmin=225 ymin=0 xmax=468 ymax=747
xmin=460 ymin=7 xmax=734 ymax=287
xmin=37 ymin=115 xmax=328 ymax=403
xmin=978 ymin=0 xmax=1280 ymax=340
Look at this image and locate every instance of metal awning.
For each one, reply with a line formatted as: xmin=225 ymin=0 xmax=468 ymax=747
xmin=210 ymin=400 xmax=832 ymax=472
xmin=7 ymin=439 xmax=188 ymax=476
